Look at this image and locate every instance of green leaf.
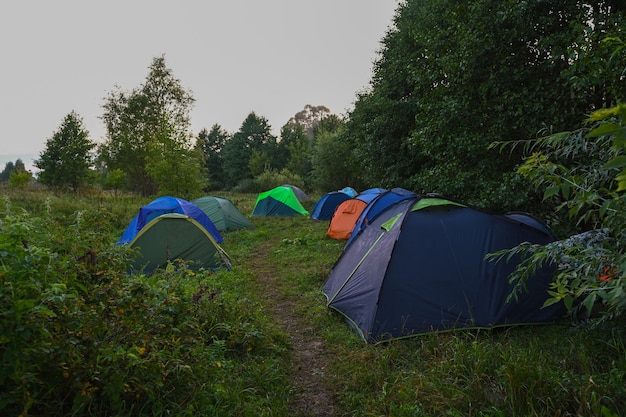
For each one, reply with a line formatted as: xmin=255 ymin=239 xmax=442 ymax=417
xmin=602 ymin=155 xmax=626 ymax=170
xmin=543 ymin=185 xmax=560 ymax=200
xmin=543 ymin=297 xmax=562 ymax=308
xmin=582 ymin=293 xmax=597 ymax=314
xmin=587 ymin=123 xmax=621 ymax=138
xmin=563 ymin=295 xmax=574 ymax=311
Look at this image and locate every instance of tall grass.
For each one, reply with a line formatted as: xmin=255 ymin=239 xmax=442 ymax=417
xmin=1 ymin=188 xmax=625 ymax=416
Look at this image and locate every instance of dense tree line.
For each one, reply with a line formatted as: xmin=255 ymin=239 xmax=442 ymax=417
xmin=346 ymin=0 xmax=625 ymax=214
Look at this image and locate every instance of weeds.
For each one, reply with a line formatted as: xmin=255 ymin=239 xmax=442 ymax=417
xmin=1 ymin=190 xmax=625 ymax=416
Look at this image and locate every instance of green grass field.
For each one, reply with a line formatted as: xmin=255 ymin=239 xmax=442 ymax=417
xmin=1 ymin=189 xmax=625 ymax=416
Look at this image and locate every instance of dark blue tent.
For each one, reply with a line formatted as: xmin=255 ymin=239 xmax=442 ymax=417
xmin=323 ymin=196 xmax=565 ymax=343
xmin=346 ymin=187 xmax=417 ymax=246
xmin=310 ymin=191 xmax=352 ymax=221
xmin=118 ymin=196 xmax=223 ymax=245
xmin=358 ymin=187 xmax=387 ymax=197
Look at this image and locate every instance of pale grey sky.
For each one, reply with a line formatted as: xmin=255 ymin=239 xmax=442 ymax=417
xmin=0 ymin=1 xmax=398 ymax=165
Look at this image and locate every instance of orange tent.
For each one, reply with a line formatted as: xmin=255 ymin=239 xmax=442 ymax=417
xmin=326 ymin=199 xmax=369 ymax=240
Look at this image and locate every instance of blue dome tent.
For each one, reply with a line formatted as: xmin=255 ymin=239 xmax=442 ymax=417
xmin=323 ymin=196 xmax=565 ymax=343
xmin=118 ymin=196 xmax=223 ymax=244
xmin=310 ymin=190 xmax=353 ymax=221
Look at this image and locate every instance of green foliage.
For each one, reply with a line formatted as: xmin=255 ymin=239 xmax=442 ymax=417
xmin=35 ymin=111 xmax=95 ymax=192
xmin=0 ymin=159 xmax=29 ymax=184
xmin=195 ymin=124 xmax=229 ymax=191
xmin=253 ymin=169 xmax=305 ymax=193
xmin=0 ymin=161 xmax=15 ymax=182
xmin=100 ymin=168 xmax=127 ymax=193
xmin=231 ymin=168 xmax=306 ymax=194
xmin=8 ymin=168 xmax=32 ymax=190
xmin=310 ymin=119 xmax=365 ymax=192
xmin=145 ymin=133 xmax=206 ymax=199
xmin=0 ymin=193 xmax=290 ymax=416
xmin=99 ymin=55 xmax=199 ymax=196
xmin=1 ymin=190 xmax=625 ymax=416
xmin=222 ymin=112 xmax=278 ymax=189
xmin=491 ymin=103 xmax=626 ymax=325
xmin=280 ymin=122 xmax=312 ymax=184
xmin=346 ymin=0 xmax=625 ymax=212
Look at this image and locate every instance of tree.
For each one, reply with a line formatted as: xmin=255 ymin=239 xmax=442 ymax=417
xmin=347 ymin=0 xmax=625 ymax=213
xmin=195 ymin=124 xmax=230 ymax=190
xmin=488 ymin=33 xmax=626 ymax=324
xmin=310 ymin=118 xmax=365 ymax=191
xmin=101 ymin=168 xmax=126 ymax=195
xmin=279 ymin=109 xmax=343 ymax=189
xmin=8 ymin=169 xmax=32 ymax=189
xmin=288 ymin=104 xmax=331 ymax=140
xmin=221 ymin=112 xmax=277 ymax=188
xmin=144 ymin=119 xmax=206 ymax=198
xmin=99 ymin=55 xmax=200 ymax=196
xmin=3 ymin=160 xmax=33 ymax=189
xmin=35 ymin=111 xmax=95 ymax=191
xmin=492 ymin=103 xmax=626 ymax=325
xmin=0 ymin=160 xmax=17 ymax=182
xmin=278 ymin=122 xmax=310 ymax=181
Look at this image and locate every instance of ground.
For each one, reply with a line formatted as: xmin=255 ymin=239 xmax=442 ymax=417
xmin=251 ymin=238 xmax=337 ymax=417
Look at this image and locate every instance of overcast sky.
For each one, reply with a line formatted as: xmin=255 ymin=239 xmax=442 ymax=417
xmin=0 ymin=1 xmax=399 ymax=165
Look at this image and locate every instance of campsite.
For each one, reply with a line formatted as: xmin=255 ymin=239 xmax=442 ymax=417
xmin=1 ymin=188 xmax=624 ymax=417
xmin=1 ymin=2 xmax=624 ymax=415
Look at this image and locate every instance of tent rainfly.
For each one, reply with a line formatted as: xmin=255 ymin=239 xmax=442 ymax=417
xmin=310 ymin=191 xmax=353 ymax=221
xmin=323 ymin=196 xmax=565 ymax=343
xmin=252 ymin=186 xmax=309 ymax=217
xmin=193 ymin=196 xmax=253 ymax=231
xmin=118 ymin=196 xmax=223 ymax=244
xmin=128 ymin=213 xmax=231 ymax=272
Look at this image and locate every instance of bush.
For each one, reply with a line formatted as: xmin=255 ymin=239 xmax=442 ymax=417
xmin=491 ymin=104 xmax=626 ymax=324
xmin=0 ymin=195 xmax=289 ymax=416
xmin=232 ymin=169 xmax=306 ymax=194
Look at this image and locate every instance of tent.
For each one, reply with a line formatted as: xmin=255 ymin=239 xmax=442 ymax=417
xmin=281 ymin=184 xmax=310 ymax=202
xmin=326 ymin=188 xmax=386 ymax=240
xmin=359 ymin=187 xmax=387 ymax=196
xmin=322 ymin=196 xmax=565 ymax=343
xmin=118 ymin=196 xmax=223 ymax=244
xmin=339 ymin=187 xmax=358 ymax=197
xmin=128 ymin=213 xmax=231 ymax=272
xmin=193 ymin=196 xmax=253 ymax=231
xmin=252 ymin=186 xmax=309 ymax=217
xmin=310 ymin=191 xmax=352 ymax=221
xmin=346 ymin=187 xmax=417 ymax=246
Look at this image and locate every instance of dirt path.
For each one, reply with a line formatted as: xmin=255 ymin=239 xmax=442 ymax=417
xmin=250 ymin=240 xmax=337 ymax=417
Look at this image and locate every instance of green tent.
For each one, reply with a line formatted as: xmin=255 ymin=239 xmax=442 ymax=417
xmin=252 ymin=186 xmax=309 ymax=216
xmin=193 ymin=196 xmax=253 ymax=231
xmin=129 ymin=213 xmax=231 ymax=272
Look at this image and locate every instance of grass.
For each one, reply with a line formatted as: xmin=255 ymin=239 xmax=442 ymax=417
xmin=2 ymin=187 xmax=625 ymax=416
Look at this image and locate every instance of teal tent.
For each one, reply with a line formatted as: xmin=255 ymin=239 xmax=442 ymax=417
xmin=193 ymin=196 xmax=253 ymax=231
xmin=252 ymin=186 xmax=309 ymax=216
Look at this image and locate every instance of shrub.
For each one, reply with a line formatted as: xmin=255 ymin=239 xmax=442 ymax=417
xmin=0 ymin=195 xmax=289 ymax=416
